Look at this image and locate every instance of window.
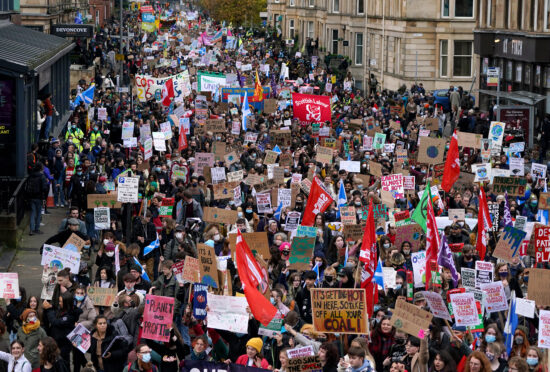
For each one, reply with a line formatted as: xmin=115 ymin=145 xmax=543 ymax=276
xmin=525 ymin=64 xmax=531 ymax=85
xmin=455 ymin=0 xmax=473 ymax=17
xmin=487 ymin=0 xmax=492 ymax=26
xmin=453 ymin=41 xmax=472 ymax=77
xmin=506 ymin=61 xmax=513 ymax=80
xmin=95 ymin=9 xmax=100 ymax=25
xmin=442 ymin=0 xmax=449 ymax=17
xmin=440 ymin=40 xmax=448 ymax=77
xmin=307 ymin=21 xmax=314 ymax=39
xmin=355 ymin=33 xmax=363 ymax=65
xmin=289 ymin=19 xmax=295 ymax=38
xmin=289 ymin=0 xmax=294 ymax=6
xmin=545 ymin=0 xmax=550 ymax=30
xmin=357 ymin=0 xmax=364 ymax=14
xmin=536 ymin=65 xmax=541 ymax=86
xmin=517 ymin=0 xmax=523 ymax=29
xmin=309 ymin=0 xmax=314 ymax=7
xmin=332 ymin=29 xmax=339 ymax=54
xmin=515 ymin=64 xmax=523 ymax=83
xmin=333 ymin=0 xmax=339 ymax=13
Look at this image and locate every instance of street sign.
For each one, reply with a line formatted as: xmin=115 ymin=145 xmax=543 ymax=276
xmin=487 ymin=67 xmax=499 ymax=87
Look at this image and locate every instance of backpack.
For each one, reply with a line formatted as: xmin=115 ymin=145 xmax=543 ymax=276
xmin=25 ymin=175 xmax=43 ymax=198
xmin=112 ymin=318 xmax=134 ymax=348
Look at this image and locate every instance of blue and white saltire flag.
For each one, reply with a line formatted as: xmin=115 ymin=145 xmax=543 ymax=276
xmin=373 ymin=258 xmax=384 ymax=289
xmin=74 ymin=12 xmax=83 ymax=24
xmin=133 ymin=257 xmax=150 ymax=282
xmin=272 ymin=145 xmax=282 ymax=154
xmin=273 ymin=202 xmax=283 ymax=222
xmin=503 ymin=293 xmax=518 ymax=356
xmin=312 ymin=262 xmax=321 ymax=286
xmin=241 ymin=90 xmax=251 ymax=131
xmin=143 ymin=235 xmax=160 ymax=256
xmin=344 ymin=245 xmax=349 ymax=266
xmin=72 ymin=83 xmax=95 ymax=108
xmin=336 ymin=181 xmax=347 ymax=219
xmin=537 ymin=183 xmax=549 ymax=225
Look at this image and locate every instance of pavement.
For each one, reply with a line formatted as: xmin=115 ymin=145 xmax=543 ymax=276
xmin=9 ymin=207 xmax=68 ymax=297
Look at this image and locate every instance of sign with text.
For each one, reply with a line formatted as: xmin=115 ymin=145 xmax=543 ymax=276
xmin=142 ymin=295 xmax=175 ymax=342
xmin=197 ymin=243 xmax=219 ymax=288
xmin=288 ymin=237 xmax=315 ymax=270
xmin=390 ymin=298 xmax=434 ymax=337
xmin=493 ymin=226 xmax=527 ymax=263
xmin=311 ymin=289 xmax=368 ymax=334
xmin=87 ymin=287 xmax=117 ymax=307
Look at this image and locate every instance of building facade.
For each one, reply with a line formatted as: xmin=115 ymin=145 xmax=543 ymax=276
xmin=19 ymin=0 xmax=90 ymax=33
xmin=267 ymin=0 xmax=479 ymax=94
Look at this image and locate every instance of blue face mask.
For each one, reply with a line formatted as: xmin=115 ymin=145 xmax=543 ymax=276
xmin=246 ymin=209 xmax=253 ymax=214
xmin=526 ymin=358 xmax=539 ymax=366
xmin=485 ymin=334 xmax=496 ymax=343
xmin=395 ymin=284 xmax=402 ymax=290
xmin=75 ymin=295 xmax=85 ymax=301
xmin=141 ymin=353 xmax=151 ymax=363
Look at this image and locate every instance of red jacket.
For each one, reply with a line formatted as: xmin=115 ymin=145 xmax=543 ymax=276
xmin=235 ymin=355 xmax=270 ymax=369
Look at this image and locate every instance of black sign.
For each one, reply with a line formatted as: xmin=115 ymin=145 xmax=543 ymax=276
xmin=51 ymin=24 xmax=93 ymax=38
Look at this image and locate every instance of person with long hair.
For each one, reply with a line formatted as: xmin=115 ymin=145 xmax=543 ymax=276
xmin=185 ymin=335 xmax=213 ymax=362
xmin=369 ymin=316 xmax=395 ymax=372
xmin=479 ymin=324 xmax=506 ymax=356
xmin=26 ymin=296 xmax=43 ymax=323
xmin=510 ymin=327 xmax=530 ymax=358
xmin=147 ymin=325 xmax=188 ymax=372
xmin=485 ymin=342 xmax=506 ymax=372
xmin=464 ymin=351 xmax=492 ymax=372
xmin=430 ymin=350 xmax=456 ymax=372
xmin=274 ymin=348 xmax=290 ymax=372
xmin=526 ymin=346 xmax=546 ymax=372
xmin=319 ymin=342 xmax=339 ymax=372
xmin=17 ymin=309 xmax=46 ymax=369
xmin=0 ymin=340 xmax=31 ymax=372
xmin=37 ymin=337 xmax=69 ymax=372
xmin=89 ymin=315 xmax=128 ymax=372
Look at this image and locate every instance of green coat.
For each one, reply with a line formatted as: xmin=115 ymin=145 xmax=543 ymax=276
xmin=17 ymin=325 xmax=47 ymax=368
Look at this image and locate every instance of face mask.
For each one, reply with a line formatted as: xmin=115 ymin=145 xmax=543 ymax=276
xmin=515 ymin=336 xmax=524 ymax=345
xmin=213 ymin=234 xmax=221 ymax=241
xmin=325 ymin=276 xmax=333 ymax=282
xmin=355 ymin=202 xmax=361 ymax=207
xmin=125 ymin=287 xmax=134 ymax=293
xmin=499 ymin=272 xmax=508 ymax=278
xmin=237 ymin=212 xmax=243 ymax=218
xmin=115 ymin=148 xmax=120 ymax=152
xmin=75 ymin=295 xmax=85 ymax=301
xmin=155 ymin=167 xmax=161 ymax=172
xmin=77 ymin=171 xmax=82 ymax=176
xmin=527 ymin=358 xmax=539 ymax=366
xmin=246 ymin=209 xmax=253 ymax=214
xmin=485 ymin=334 xmax=496 ymax=343
xmin=84 ymin=245 xmax=90 ymax=249
xmin=103 ymin=239 xmax=110 ymax=245
xmin=141 ymin=353 xmax=152 ymax=363
xmin=395 ymin=284 xmax=402 ymax=290
xmin=270 ymin=298 xmax=276 ymax=305
xmin=72 ymin=125 xmax=77 ymax=129
xmin=106 ymin=251 xmax=115 ymax=257
xmin=250 ymin=153 xmax=257 ymax=159
xmin=523 ymin=275 xmax=529 ymax=283
xmin=176 ymin=232 xmax=183 ymax=240
xmin=192 ymin=182 xmax=198 ymax=187
xmin=27 ymin=316 xmax=37 ymax=323
xmin=403 ymin=249 xmax=411 ymax=255
xmin=485 ymin=352 xmax=495 ymax=362
xmin=383 ymin=243 xmax=390 ymax=249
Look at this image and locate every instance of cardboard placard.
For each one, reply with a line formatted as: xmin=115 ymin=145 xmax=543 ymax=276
xmin=87 ymin=193 xmax=122 ymax=209
xmin=87 ymin=287 xmax=118 ymax=307
xmin=457 ymin=131 xmax=482 ymax=148
xmin=62 ymin=233 xmax=86 ymax=253
xmin=287 ymin=355 xmax=322 ymax=372
xmin=344 ymin=224 xmax=364 ymax=241
xmin=390 ymin=299 xmax=433 ymax=337
xmin=311 ymin=288 xmax=368 ymax=334
xmin=288 ymin=237 xmax=315 ymax=270
xmin=368 ymin=161 xmax=382 ymax=178
xmin=264 ymin=99 xmax=277 ymax=114
xmin=205 ymin=119 xmax=226 ymax=133
xmin=197 ymin=243 xmax=219 ymax=288
xmin=418 ymin=137 xmax=445 ymax=164
xmin=492 ymin=176 xmax=527 ymax=197
xmin=213 ymin=181 xmax=241 ymax=200
xmin=424 ymin=117 xmax=439 ymax=131
xmin=203 ymin=207 xmax=239 ymax=224
xmin=142 ymin=295 xmax=175 ymax=342
xmin=394 ymin=223 xmax=424 ymax=251
xmin=182 ymin=257 xmax=201 ymax=283
xmin=316 ymin=146 xmax=333 ymax=164
xmin=264 ymin=150 xmax=279 ymax=165
xmin=539 ymin=192 xmax=550 ymax=210
xmin=448 ymin=209 xmax=466 ymax=220
xmin=527 ymin=268 xmax=550 ymax=307
xmin=228 ymin=232 xmax=270 ymax=259
xmin=493 ymin=226 xmax=527 ymax=263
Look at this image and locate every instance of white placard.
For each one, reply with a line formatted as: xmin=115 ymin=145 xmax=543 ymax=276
xmin=516 ymin=298 xmax=535 ymax=319
xmin=206 ymin=294 xmax=249 ymax=333
xmin=117 ymin=177 xmax=139 ymax=203
xmin=339 ymin=161 xmax=361 ymax=173
xmin=152 ymin=132 xmax=166 ymax=151
xmin=41 ymin=244 xmax=81 ymax=274
xmin=94 ymin=207 xmax=110 ymax=230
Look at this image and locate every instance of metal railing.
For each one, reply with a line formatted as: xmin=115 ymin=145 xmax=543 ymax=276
xmin=0 ymin=177 xmax=28 ymax=226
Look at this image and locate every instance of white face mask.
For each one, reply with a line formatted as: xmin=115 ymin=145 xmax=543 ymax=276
xmin=106 ymin=251 xmax=115 ymax=257
xmin=175 ymin=232 xmax=183 ymax=240
xmin=214 ymin=234 xmax=221 ymax=241
xmin=103 ymin=239 xmax=110 ymax=245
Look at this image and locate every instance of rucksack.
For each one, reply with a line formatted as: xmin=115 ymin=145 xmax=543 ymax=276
xmin=112 ymin=318 xmax=134 ymax=348
xmin=25 ymin=175 xmax=43 ymax=197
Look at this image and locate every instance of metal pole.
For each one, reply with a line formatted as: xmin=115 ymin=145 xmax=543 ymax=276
xmin=496 ymin=68 xmax=500 ymax=122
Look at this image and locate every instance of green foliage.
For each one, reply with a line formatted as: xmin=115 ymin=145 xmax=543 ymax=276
xmin=200 ymin=0 xmax=266 ymax=26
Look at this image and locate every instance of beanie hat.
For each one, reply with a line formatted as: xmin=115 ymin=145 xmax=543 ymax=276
xmin=246 ymin=337 xmax=263 ymax=353
xmin=20 ymin=308 xmax=36 ymax=322
xmin=105 ymin=242 xmax=115 ymax=251
xmin=279 ymin=242 xmax=291 ymax=252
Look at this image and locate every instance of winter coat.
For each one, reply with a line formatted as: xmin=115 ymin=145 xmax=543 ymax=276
xmin=89 ymin=325 xmax=128 ymax=372
xmin=76 ymin=296 xmax=97 ymax=330
xmin=17 ymin=326 xmax=47 ymax=368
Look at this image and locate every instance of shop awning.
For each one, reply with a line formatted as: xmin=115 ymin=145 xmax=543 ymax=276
xmin=0 ymin=20 xmax=74 ymax=74
xmin=478 ymin=89 xmax=547 ymax=105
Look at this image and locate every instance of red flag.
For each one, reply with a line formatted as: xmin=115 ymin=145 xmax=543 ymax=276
xmin=253 ymin=70 xmax=263 ymax=102
xmin=301 ymin=177 xmax=334 ymax=226
xmin=425 ymin=187 xmax=440 ymax=289
xmin=178 ymin=124 xmax=187 ymax=151
xmin=235 ymin=230 xmax=277 ymax=326
xmin=360 ymin=199 xmax=378 ymax=318
xmin=161 ymin=78 xmax=175 ymax=107
xmin=292 ymin=93 xmax=332 ymax=126
xmin=476 ymin=188 xmax=492 ymax=260
xmin=441 ymin=130 xmax=460 ymax=192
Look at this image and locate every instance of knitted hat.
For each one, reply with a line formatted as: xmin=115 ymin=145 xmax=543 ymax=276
xmin=20 ymin=308 xmax=36 ymax=322
xmin=105 ymin=242 xmax=115 ymax=252
xmin=246 ymin=337 xmax=263 ymax=353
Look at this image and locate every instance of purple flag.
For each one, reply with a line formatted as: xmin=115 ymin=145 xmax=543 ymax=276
xmin=437 ymin=234 xmax=459 ymax=287
xmin=503 ymin=190 xmax=513 ymax=227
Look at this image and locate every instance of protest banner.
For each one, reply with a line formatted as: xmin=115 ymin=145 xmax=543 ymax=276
xmin=117 ymin=177 xmax=139 ymax=203
xmin=158 ymin=198 xmax=174 ymax=218
xmin=86 ymin=287 xmax=118 ymax=307
xmin=450 ymin=292 xmax=479 ymax=327
xmin=288 ymin=237 xmax=315 ymax=270
xmin=142 ymin=295 xmax=175 ymax=342
xmin=493 ymin=226 xmax=527 ymax=263
xmin=197 ymin=243 xmax=219 ymax=288
xmin=228 ymin=232 xmax=270 ymax=259
xmin=311 ymin=288 xmax=368 ymax=334
xmin=194 ymin=153 xmax=215 ymax=176
xmin=390 ymin=299 xmax=434 ymax=337
xmin=418 ymin=137 xmax=445 ymax=164
xmin=67 ymin=324 xmax=91 ymax=353
xmin=343 ymin=224 xmax=364 ymax=241
xmin=143 ymin=138 xmax=153 ymax=160
xmin=383 ymin=267 xmax=396 ymax=289
xmin=480 ymin=282 xmax=508 ymax=313
xmin=527 ymin=268 xmax=550 ymax=307
xmin=258 ymin=315 xmax=284 ymax=337
xmin=121 ymin=121 xmax=135 ymax=140
xmin=475 ymin=261 xmax=494 ymax=288
xmin=287 ymin=346 xmax=315 ymax=359
xmin=87 ymin=193 xmax=121 ymax=209
xmin=411 ymin=250 xmax=427 ymax=288
xmin=287 ymin=355 xmax=322 ymax=372
xmin=62 ymin=233 xmax=86 ymax=253
xmin=205 ymin=119 xmax=225 ymax=133
xmin=94 ymin=207 xmax=110 ymax=230
xmin=492 ymin=176 xmax=527 ymax=197
xmin=339 ymin=206 xmax=356 ymax=225
xmin=285 ymin=211 xmax=301 ymax=232
xmin=316 ymin=146 xmax=333 ymax=164
xmin=41 ymin=244 xmax=80 ymax=273
xmin=213 ymin=181 xmax=240 ymax=200
xmin=203 ymin=207 xmax=239 ymax=224
xmin=539 ymin=310 xmax=550 ymax=348
xmin=193 ymin=284 xmax=208 ymax=320
xmin=457 ymin=131 xmax=482 ymax=148
xmin=296 ymin=225 xmax=318 ymax=238
xmin=256 ymin=192 xmax=272 ymax=213
xmin=136 ymin=71 xmax=192 ymax=102
xmin=403 ymin=176 xmax=415 ymax=190
xmin=339 ymin=161 xmax=360 ymax=173
xmin=422 ymin=291 xmax=451 ymax=321
xmin=211 ymin=167 xmax=226 ymax=184
xmin=0 ymin=273 xmax=19 ymax=299
xmin=206 ymin=293 xmax=249 ymax=333
xmin=292 ymin=93 xmax=332 ymax=125
xmin=182 ymin=257 xmax=201 ymax=283
xmin=181 ymin=360 xmax=267 ymax=372
xmin=461 ymin=268 xmax=476 ymax=289
xmin=535 ymin=224 xmax=550 ymax=263
xmin=394 ymin=223 xmax=424 ymax=252
xmin=152 ymin=132 xmax=166 ymax=151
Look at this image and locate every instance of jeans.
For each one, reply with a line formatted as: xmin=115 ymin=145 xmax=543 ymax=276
xmin=53 ymin=180 xmax=65 ymax=206
xmin=42 ymin=116 xmax=52 ymax=139
xmin=30 ymin=198 xmax=42 ymax=232
xmin=85 ymin=212 xmax=96 ymax=241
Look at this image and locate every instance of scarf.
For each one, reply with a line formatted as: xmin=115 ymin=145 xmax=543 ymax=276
xmin=22 ymin=320 xmax=41 ymax=334
xmin=191 ymin=350 xmax=207 ymax=360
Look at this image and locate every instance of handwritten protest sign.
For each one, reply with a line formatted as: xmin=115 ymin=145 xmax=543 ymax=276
xmin=197 ymin=243 xmax=219 ymax=288
xmin=381 ymin=174 xmax=404 ymax=199
xmin=527 ymin=268 xmax=550 ymax=307
xmin=316 ymin=146 xmax=333 ymax=164
xmin=461 ymin=268 xmax=476 ymax=289
xmin=258 ymin=315 xmax=284 ymax=337
xmin=493 ymin=226 xmax=527 ymax=263
xmin=94 ymin=207 xmax=110 ymax=230
xmin=289 ymin=237 xmax=315 ymax=270
xmin=394 ymin=223 xmax=424 ymax=251
xmin=142 ymin=295 xmax=175 ymax=342
xmin=339 ymin=206 xmax=356 ymax=225
xmin=418 ymin=137 xmax=445 ymax=164
xmin=193 ymin=284 xmax=208 ymax=320
xmin=538 ymin=310 xmax=550 ymax=348
xmin=207 ymin=294 xmax=249 ymax=333
xmin=228 ymin=232 xmax=270 ymax=259
xmin=62 ymin=233 xmax=86 ymax=253
xmin=182 ymin=257 xmax=201 ymax=283
xmin=287 ymin=346 xmax=315 ymax=359
xmin=0 ymin=273 xmax=19 ymax=299
xmin=296 ymin=225 xmax=318 ymax=238
xmin=344 ymin=224 xmax=364 ymax=241
xmin=492 ymin=176 xmax=527 ymax=197
xmin=390 ymin=299 xmax=433 ymax=337
xmin=411 ymin=250 xmax=427 ymax=288
xmin=450 ymin=292 xmax=478 ymax=327
xmin=535 ymin=224 xmax=550 ymax=263
xmin=87 ymin=193 xmax=121 ymax=209
xmin=67 ymin=324 xmax=91 ymax=353
xmin=457 ymin=131 xmax=482 ymax=148
xmin=87 ymin=287 xmax=117 ymax=307
xmin=41 ymin=244 xmax=80 ymax=273
xmin=475 ymin=261 xmax=494 ymax=288
xmin=311 ymin=288 xmax=367 ymax=334
xmin=287 ymin=355 xmax=322 ymax=372
xmin=203 ymin=207 xmax=239 ymax=224
xmin=422 ymin=291 xmax=451 ymax=321
xmin=480 ymin=282 xmax=508 ymax=313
